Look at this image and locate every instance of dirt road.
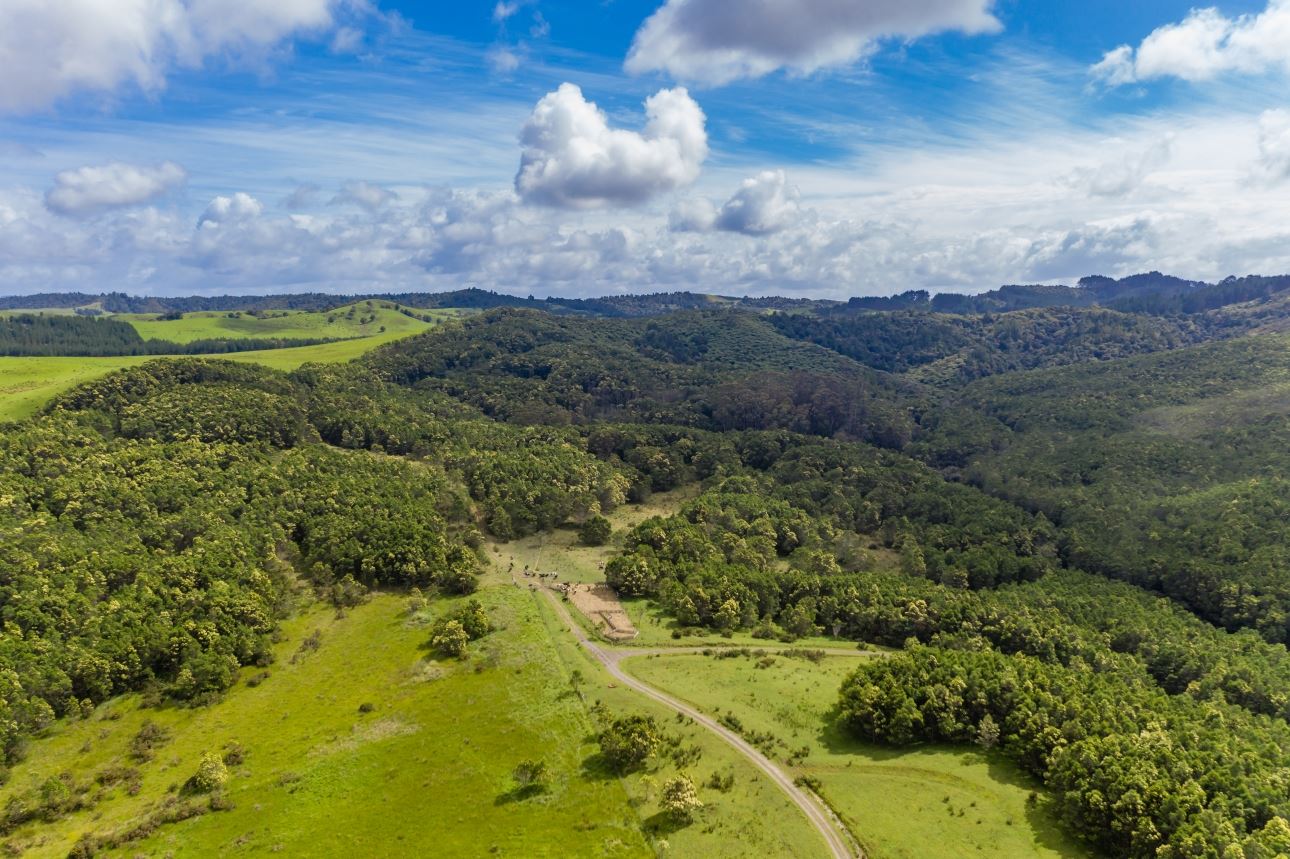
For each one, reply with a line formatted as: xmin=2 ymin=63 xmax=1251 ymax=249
xmin=539 ymin=588 xmax=862 ymax=859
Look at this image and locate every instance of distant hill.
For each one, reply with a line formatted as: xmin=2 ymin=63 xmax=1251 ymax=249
xmin=7 ymin=271 xmax=1290 ymax=319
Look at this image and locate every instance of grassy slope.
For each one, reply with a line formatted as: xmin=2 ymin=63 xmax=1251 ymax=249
xmin=121 ymin=303 xmax=456 ymax=343
xmin=621 ymin=653 xmax=1095 ymax=859
xmin=0 ymin=328 xmax=427 ymax=423
xmin=3 ymin=510 xmax=829 ymax=858
xmin=3 ymin=588 xmax=648 ymax=858
xmin=534 ymin=588 xmax=830 ymax=858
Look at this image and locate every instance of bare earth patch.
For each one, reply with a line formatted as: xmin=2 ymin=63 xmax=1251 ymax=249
xmin=564 ymin=583 xmax=639 ymax=641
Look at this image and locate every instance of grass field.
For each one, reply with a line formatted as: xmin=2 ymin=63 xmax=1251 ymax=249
xmin=0 ymin=325 xmax=433 ymax=423
xmin=528 ymin=580 xmax=830 ymax=858
xmin=1 ymin=588 xmax=651 ymax=858
xmin=621 ymin=652 xmax=1095 ymax=859
xmin=121 ymin=302 xmax=459 ymax=343
xmin=2 ymin=515 xmax=834 ymax=858
xmin=0 ymin=307 xmax=94 ymax=317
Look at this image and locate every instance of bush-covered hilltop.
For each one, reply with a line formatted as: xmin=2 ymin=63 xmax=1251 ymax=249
xmin=8 ymin=297 xmax=1290 ymax=857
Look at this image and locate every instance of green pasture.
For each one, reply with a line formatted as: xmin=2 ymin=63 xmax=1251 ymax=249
xmin=0 ymin=326 xmax=430 ymax=422
xmin=121 ymin=302 xmax=458 ymax=343
xmin=622 ymin=652 xmax=1095 ymax=859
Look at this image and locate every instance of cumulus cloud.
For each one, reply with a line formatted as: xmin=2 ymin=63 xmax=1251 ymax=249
xmin=330 ymin=181 xmax=398 ymax=212
xmin=282 ymin=183 xmax=322 ymax=210
xmin=0 ymin=0 xmax=371 ymax=114
xmin=1092 ymin=0 xmax=1290 ymax=85
xmin=626 ymin=0 xmax=1000 ymax=85
xmin=45 ymin=161 xmax=187 ymax=216
xmin=515 ymin=83 xmax=708 ymax=208
xmin=668 ymin=197 xmax=718 ymax=232
xmin=9 ymin=107 xmax=1290 ymax=299
xmin=672 ymin=170 xmax=802 ymax=234
xmin=1257 ymin=109 xmax=1290 ymax=182
xmin=198 ymin=192 xmax=263 ymax=226
xmin=1065 ymin=136 xmax=1174 ymax=198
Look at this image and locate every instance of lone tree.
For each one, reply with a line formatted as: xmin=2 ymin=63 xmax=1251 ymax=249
xmin=432 ymin=619 xmax=470 ymax=658
xmin=455 ymin=599 xmax=491 ymax=639
xmin=579 ymin=515 xmax=613 ymax=547
xmin=189 ymin=751 xmax=230 ymax=793
xmin=598 ymin=714 xmax=660 ymax=772
xmin=660 ymin=775 xmax=703 ymax=822
xmin=512 ymin=759 xmax=548 ymax=794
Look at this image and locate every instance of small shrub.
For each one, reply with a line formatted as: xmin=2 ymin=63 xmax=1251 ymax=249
xmin=130 ymin=721 xmax=171 ymax=763
xmin=186 ymin=752 xmax=229 ymax=794
xmin=222 ymin=742 xmax=246 ymax=768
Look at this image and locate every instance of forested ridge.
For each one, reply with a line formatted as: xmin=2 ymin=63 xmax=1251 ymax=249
xmin=8 ymin=294 xmax=1290 ymax=856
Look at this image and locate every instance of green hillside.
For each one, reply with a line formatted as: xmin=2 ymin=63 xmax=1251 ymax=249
xmin=121 ymin=302 xmax=457 ymax=343
xmin=0 ymin=317 xmax=450 ymax=422
xmin=8 ymin=304 xmax=1290 ymax=857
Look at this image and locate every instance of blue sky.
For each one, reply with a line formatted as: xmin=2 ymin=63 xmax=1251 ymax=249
xmin=1 ymin=0 xmax=1289 ymax=297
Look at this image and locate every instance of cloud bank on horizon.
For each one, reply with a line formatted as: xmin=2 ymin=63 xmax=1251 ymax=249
xmin=1 ymin=0 xmax=1290 ymax=298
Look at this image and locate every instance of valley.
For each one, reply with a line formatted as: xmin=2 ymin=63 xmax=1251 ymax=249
xmin=6 ymin=278 xmax=1290 ymax=857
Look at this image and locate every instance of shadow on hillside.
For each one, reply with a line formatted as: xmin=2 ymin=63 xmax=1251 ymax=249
xmin=579 ymin=751 xmax=625 ymax=782
xmin=815 ymin=706 xmax=1094 ymax=857
xmin=641 ymin=811 xmax=692 ymax=837
xmin=494 ymin=783 xmax=549 ymax=805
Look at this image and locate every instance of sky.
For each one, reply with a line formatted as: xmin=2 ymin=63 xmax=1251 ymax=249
xmin=1 ymin=0 xmax=1289 ymax=299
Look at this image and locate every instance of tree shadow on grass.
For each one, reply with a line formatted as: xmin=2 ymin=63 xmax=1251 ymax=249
xmin=641 ymin=811 xmax=692 ymax=837
xmin=816 ymin=704 xmax=893 ymax=758
xmin=493 ymin=784 xmax=550 ymax=806
xmin=580 ymin=751 xmax=627 ymax=782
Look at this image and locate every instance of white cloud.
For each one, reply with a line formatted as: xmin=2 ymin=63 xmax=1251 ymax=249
xmin=668 ymin=197 xmax=718 ymax=232
xmin=8 ymin=102 xmax=1290 ymax=299
xmin=1093 ymin=0 xmax=1290 ymax=85
xmin=1065 ymin=136 xmax=1174 ymax=198
xmin=45 ymin=161 xmax=187 ymax=215
xmin=330 ymin=180 xmax=398 ymax=212
xmin=198 ymin=192 xmax=263 ymax=225
xmin=672 ymin=170 xmax=802 ymax=234
xmin=493 ymin=2 xmax=521 ymax=23
xmin=0 ymin=0 xmax=370 ymax=114
xmin=626 ymin=0 xmax=1000 ymax=86
xmin=515 ymin=83 xmax=708 ymax=209
xmin=282 ymin=183 xmax=322 ymax=209
xmin=329 ymin=26 xmax=364 ymax=54
xmin=1257 ymin=109 xmax=1290 ymax=181
xmin=486 ymin=45 xmax=522 ymax=75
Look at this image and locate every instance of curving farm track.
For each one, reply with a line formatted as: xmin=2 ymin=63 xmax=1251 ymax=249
xmin=539 ymin=588 xmax=863 ymax=859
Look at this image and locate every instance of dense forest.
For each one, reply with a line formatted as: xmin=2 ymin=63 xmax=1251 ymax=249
xmin=9 ymin=276 xmax=1290 ymax=856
